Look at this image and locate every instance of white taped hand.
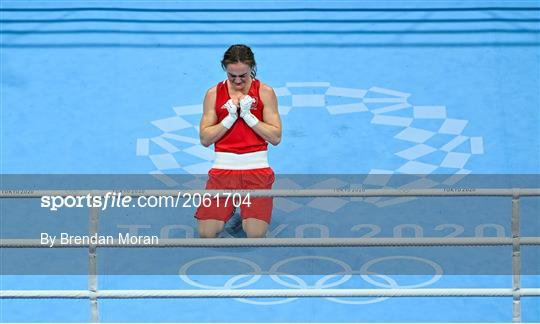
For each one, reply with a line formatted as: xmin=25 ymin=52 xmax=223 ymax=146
xmin=239 ymin=95 xmax=259 ymax=127
xmin=220 ymin=99 xmax=238 ymax=129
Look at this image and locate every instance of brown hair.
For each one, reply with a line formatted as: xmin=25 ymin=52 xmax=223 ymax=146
xmin=221 ymin=44 xmax=257 ymax=78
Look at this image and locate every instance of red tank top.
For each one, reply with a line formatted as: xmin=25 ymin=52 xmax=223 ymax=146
xmin=214 ymin=79 xmax=268 ymax=154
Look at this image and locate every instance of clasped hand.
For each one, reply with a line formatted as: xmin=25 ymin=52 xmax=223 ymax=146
xmin=221 ymin=96 xmax=258 ymax=129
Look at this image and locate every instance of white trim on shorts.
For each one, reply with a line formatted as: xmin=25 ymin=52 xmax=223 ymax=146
xmin=213 ymin=151 xmax=269 ymax=170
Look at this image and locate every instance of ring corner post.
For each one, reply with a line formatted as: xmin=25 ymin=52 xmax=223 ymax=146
xmin=89 ymin=206 xmax=100 ymax=323
xmin=511 ymin=188 xmax=521 ymax=323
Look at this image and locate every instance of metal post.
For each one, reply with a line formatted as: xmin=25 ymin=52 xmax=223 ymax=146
xmin=511 ymin=189 xmax=521 ymax=323
xmin=89 ymin=207 xmax=99 ymax=323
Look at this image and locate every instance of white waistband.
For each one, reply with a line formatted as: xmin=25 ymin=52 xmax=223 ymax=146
xmin=213 ymin=151 xmax=269 ymax=170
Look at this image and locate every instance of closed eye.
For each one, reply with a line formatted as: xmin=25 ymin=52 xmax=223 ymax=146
xmin=228 ymin=72 xmax=249 ymax=78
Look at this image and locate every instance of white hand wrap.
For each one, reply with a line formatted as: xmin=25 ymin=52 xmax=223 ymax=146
xmin=239 ymin=95 xmax=259 ymax=128
xmin=221 ymin=99 xmax=238 ymax=129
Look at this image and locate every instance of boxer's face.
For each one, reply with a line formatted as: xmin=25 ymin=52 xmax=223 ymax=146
xmin=226 ymin=62 xmax=251 ymax=90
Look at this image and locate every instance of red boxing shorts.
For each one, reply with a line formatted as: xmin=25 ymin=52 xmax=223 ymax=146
xmin=195 ymin=167 xmax=275 ymax=223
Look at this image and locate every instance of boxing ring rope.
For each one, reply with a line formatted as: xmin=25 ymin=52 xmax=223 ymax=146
xmin=1 ymin=188 xmax=539 ymax=323
xmin=2 ymin=188 xmax=540 ymax=197
xmin=3 ymin=288 xmax=540 ymax=299
xmin=2 ymin=237 xmax=540 ymax=248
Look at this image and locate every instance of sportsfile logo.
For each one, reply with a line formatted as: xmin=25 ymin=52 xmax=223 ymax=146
xmin=41 ymin=192 xmax=138 ymax=211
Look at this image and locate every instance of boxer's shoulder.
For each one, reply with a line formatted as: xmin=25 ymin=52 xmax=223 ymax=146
xmin=204 ymin=85 xmax=218 ymax=102
xmin=258 ymin=82 xmax=276 ymax=98
xmin=206 ymin=85 xmax=218 ymax=95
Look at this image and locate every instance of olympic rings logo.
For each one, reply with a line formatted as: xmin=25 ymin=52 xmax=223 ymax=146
xmin=179 ymin=255 xmax=443 ymax=305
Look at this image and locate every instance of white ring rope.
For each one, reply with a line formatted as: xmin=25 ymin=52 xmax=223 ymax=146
xmin=1 ymin=188 xmax=540 ymax=198
xmin=2 ymin=288 xmax=540 ymax=299
xmin=2 ymin=237 xmax=540 ymax=248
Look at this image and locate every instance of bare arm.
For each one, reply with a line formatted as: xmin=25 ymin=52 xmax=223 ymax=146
xmin=249 ymin=84 xmax=282 ymax=145
xmin=199 ymin=87 xmax=229 ymax=147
